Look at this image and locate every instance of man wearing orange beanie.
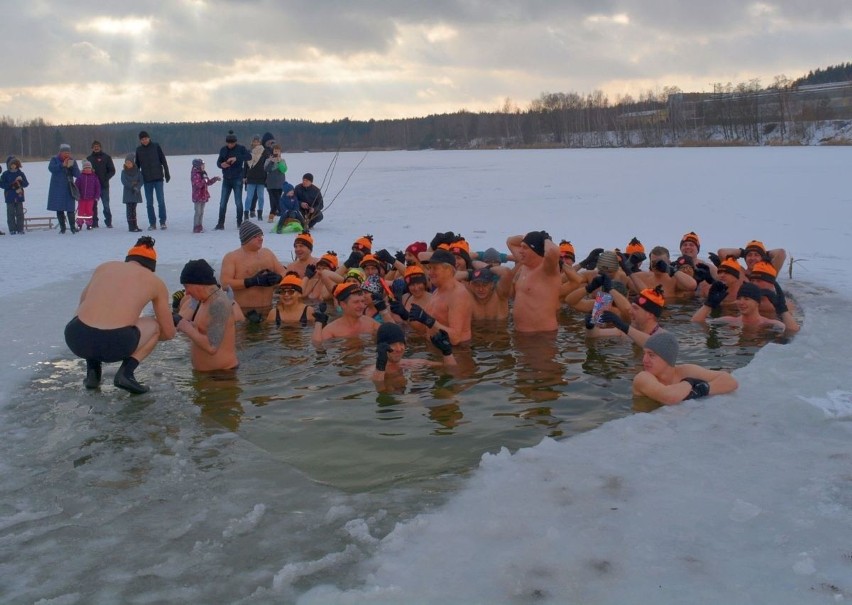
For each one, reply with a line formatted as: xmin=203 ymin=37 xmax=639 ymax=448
xmin=64 ymin=236 xmax=176 ymax=394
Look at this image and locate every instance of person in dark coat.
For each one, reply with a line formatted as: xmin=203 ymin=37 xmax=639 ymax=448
xmin=214 ymin=130 xmax=251 ymax=230
xmin=47 ymin=143 xmax=81 ymax=234
xmin=87 ymin=140 xmax=116 ymax=228
xmin=294 ymin=173 xmax=324 ymax=228
xmin=135 ymin=131 xmax=170 ymax=230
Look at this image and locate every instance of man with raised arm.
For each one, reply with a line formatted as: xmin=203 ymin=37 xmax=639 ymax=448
xmin=506 ymin=230 xmax=561 ymax=332
xmin=64 ymin=236 xmax=176 ymax=394
xmin=218 ymin=221 xmax=285 ymax=322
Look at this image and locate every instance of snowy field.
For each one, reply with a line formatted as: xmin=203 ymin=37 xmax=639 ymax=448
xmin=1 ymin=147 xmax=851 ymax=604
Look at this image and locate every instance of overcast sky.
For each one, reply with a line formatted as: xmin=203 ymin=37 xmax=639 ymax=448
xmin=3 ymin=0 xmax=850 ymax=125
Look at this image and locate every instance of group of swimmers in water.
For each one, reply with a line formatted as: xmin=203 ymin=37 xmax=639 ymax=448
xmin=65 ymin=223 xmax=798 ymax=402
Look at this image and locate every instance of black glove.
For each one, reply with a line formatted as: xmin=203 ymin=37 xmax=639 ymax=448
xmin=304 ymin=264 xmax=317 ymax=278
xmin=694 ymin=263 xmax=713 ymax=285
xmin=245 ymin=309 xmax=263 ymax=324
xmin=390 ymin=299 xmax=409 ymax=320
xmin=171 ymin=289 xmax=185 ymax=312
xmin=619 ymin=253 xmax=634 ymax=275
xmin=578 ymin=248 xmax=604 ymax=270
xmin=600 ymin=310 xmax=629 ymax=334
xmin=313 ymin=302 xmax=329 ymax=327
xmin=705 ymin=280 xmax=728 ymax=309
xmin=376 ymin=342 xmax=390 ymax=372
xmin=708 ymin=252 xmax=721 ymax=267
xmin=172 ymin=312 xmax=183 ymax=328
xmin=584 ymin=313 xmax=595 ymax=330
xmin=764 ymin=282 xmax=788 ymax=315
xmin=430 ymin=231 xmax=455 ymax=251
xmin=372 ymin=293 xmax=387 ymax=313
xmin=682 ymin=377 xmax=710 ymax=400
xmin=654 ymin=259 xmax=675 ymax=277
xmin=585 ymin=272 xmax=611 ymax=293
xmin=245 ymin=269 xmax=282 ymax=288
xmin=376 ymin=249 xmax=395 ymax=265
xmin=164 ymin=171 xmax=171 ymax=183
xmin=629 ymin=251 xmax=646 ymax=267
xmin=430 ymin=329 xmax=453 ymax=356
xmin=344 ymin=250 xmax=363 ymax=269
xmin=408 ymin=303 xmax=436 ymax=328
xmin=394 ymin=250 xmax=406 ymax=264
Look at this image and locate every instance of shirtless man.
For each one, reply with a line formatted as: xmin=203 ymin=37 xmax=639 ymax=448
xmin=286 ymin=230 xmax=320 ymax=277
xmin=395 ymin=249 xmax=473 ymax=345
xmin=506 ymin=231 xmax=561 ymax=332
xmin=174 ymin=259 xmax=238 ymax=371
xmin=64 ymin=236 xmax=176 ymax=394
xmin=312 ymin=282 xmax=380 ymax=345
xmin=633 ymin=330 xmax=738 ymax=405
xmin=717 ymin=239 xmax=786 ymax=274
xmin=218 ymin=221 xmax=285 ymax=322
xmin=691 ymin=281 xmax=791 ymax=331
xmin=629 ymin=245 xmax=697 ymax=299
xmin=464 ymin=265 xmax=512 ymax=321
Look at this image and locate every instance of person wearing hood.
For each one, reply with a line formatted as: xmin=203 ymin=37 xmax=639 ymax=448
xmin=47 ymin=143 xmax=81 ymax=234
xmin=1 ymin=156 xmax=28 ymax=234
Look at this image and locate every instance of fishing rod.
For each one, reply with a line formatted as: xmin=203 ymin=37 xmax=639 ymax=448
xmin=322 ymin=151 xmax=369 ymax=213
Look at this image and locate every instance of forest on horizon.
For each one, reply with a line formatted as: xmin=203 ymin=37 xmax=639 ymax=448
xmin=2 ymin=62 xmax=850 ymax=159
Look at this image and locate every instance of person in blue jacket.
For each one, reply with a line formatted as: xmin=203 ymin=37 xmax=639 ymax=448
xmin=47 ymin=143 xmax=81 ymax=234
xmin=1 ymin=156 xmax=28 ymax=234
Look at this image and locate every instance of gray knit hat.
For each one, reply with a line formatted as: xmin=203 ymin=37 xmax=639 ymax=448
xmin=59 ymin=143 xmax=71 ymax=152
xmin=596 ymin=250 xmax=619 ymax=272
xmin=644 ymin=330 xmax=679 ymax=366
xmin=239 ymin=221 xmax=263 ymax=245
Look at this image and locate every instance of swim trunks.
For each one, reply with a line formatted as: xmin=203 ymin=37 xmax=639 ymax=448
xmin=64 ymin=316 xmax=141 ymax=363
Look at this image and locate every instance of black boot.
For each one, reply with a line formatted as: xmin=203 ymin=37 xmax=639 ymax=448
xmin=57 ymin=212 xmax=67 ymax=234
xmin=84 ymin=359 xmax=102 ymax=389
xmin=215 ymin=207 xmax=226 ymax=230
xmin=114 ymin=358 xmax=149 ymax=394
xmin=68 ymin=211 xmax=78 ymax=233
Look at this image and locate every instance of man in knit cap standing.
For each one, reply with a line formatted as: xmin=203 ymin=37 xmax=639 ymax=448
xmin=218 ymin=221 xmax=286 ymax=322
xmin=632 ymin=331 xmax=738 ymax=405
xmin=215 ymin=130 xmax=252 ymax=230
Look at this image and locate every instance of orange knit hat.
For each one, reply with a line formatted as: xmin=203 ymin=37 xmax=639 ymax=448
xmin=125 ymin=237 xmax=157 ymax=272
xmin=626 ymin=237 xmax=645 ymax=255
xmin=559 ymin=240 xmax=576 ymax=261
xmin=334 ymin=282 xmax=361 ymax=302
xmin=749 ymin=260 xmax=777 ymax=283
xmin=352 ymin=235 xmax=373 ymax=253
xmin=294 ymin=231 xmax=314 ymax=250
xmin=636 ymin=285 xmax=665 ymax=317
xmin=318 ymin=251 xmax=339 ymax=271
xmin=278 ymin=272 xmax=303 ymax=292
xmin=718 ymin=258 xmax=743 ymax=279
xmin=680 ymin=231 xmax=700 ymax=252
xmin=744 ymin=240 xmax=767 ymax=255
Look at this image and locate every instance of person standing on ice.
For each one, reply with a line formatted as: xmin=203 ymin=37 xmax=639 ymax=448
xmin=64 ymin=236 xmax=176 ymax=394
xmin=633 ymin=330 xmax=738 ymax=406
xmin=47 ymin=143 xmax=81 ymax=234
xmin=215 ymin=130 xmax=252 ymax=230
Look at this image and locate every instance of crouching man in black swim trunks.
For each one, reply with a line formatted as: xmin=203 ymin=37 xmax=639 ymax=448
xmin=64 ymin=236 xmax=176 ymax=394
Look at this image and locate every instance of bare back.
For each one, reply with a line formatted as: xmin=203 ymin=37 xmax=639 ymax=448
xmin=76 ymin=261 xmax=172 ymax=332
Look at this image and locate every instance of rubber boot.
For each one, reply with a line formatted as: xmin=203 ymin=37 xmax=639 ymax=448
xmin=114 ymin=358 xmax=149 ymax=394
xmin=57 ymin=211 xmax=67 ymax=234
xmin=84 ymin=359 xmax=102 ymax=389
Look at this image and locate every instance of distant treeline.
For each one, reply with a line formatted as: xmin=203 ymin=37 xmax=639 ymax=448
xmin=2 ymin=64 xmax=851 ymax=159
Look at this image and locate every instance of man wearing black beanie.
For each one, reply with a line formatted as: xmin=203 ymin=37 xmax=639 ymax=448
xmin=174 ymin=259 xmax=238 ymax=371
xmin=506 ymin=230 xmax=561 ymax=332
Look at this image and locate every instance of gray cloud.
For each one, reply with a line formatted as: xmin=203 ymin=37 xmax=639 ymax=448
xmin=2 ymin=0 xmax=850 ymax=123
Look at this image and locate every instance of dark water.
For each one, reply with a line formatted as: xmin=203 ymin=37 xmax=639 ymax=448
xmin=28 ymin=301 xmax=785 ymax=491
